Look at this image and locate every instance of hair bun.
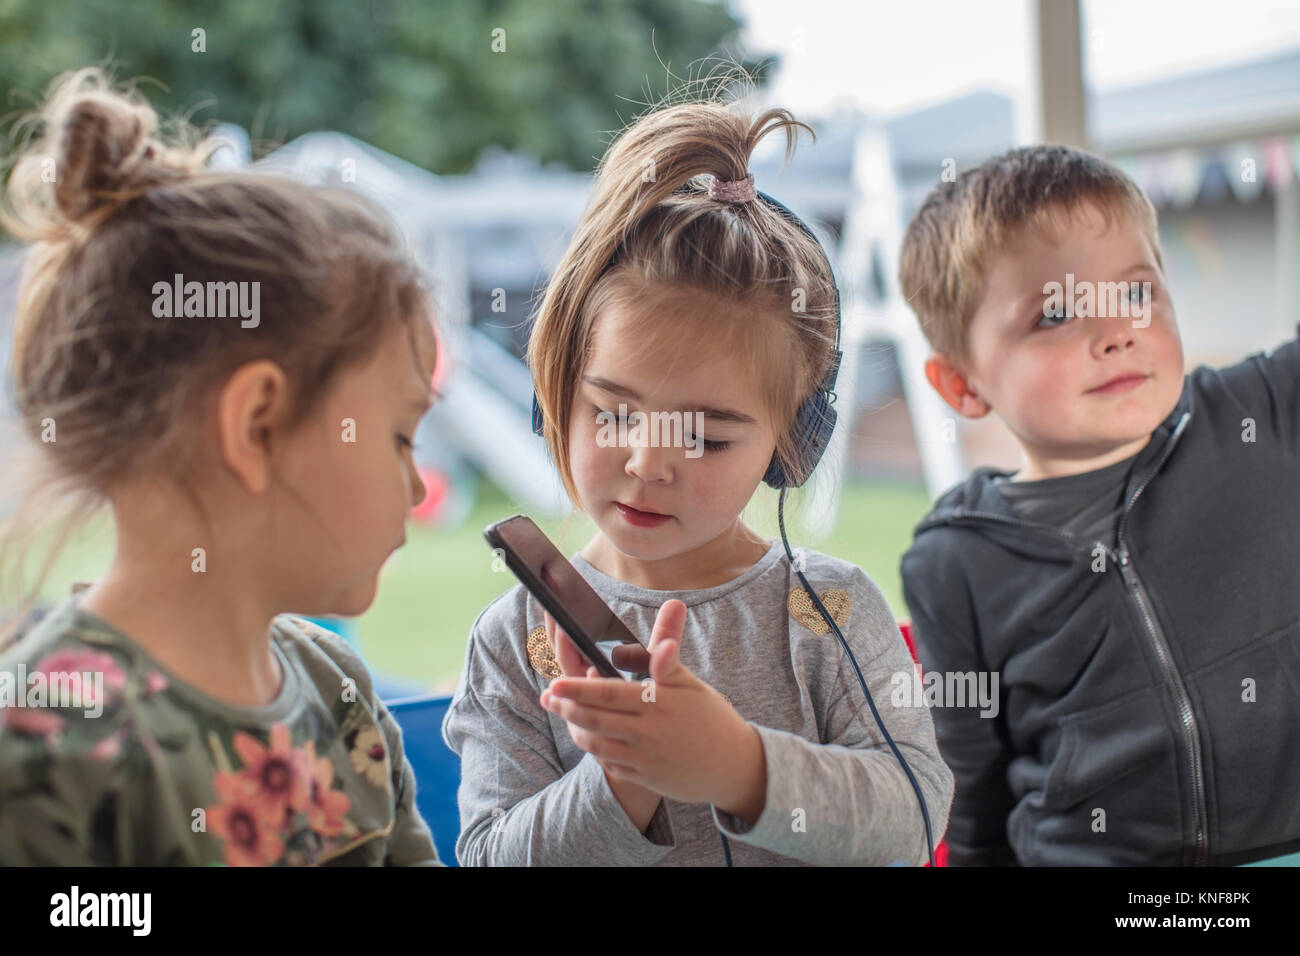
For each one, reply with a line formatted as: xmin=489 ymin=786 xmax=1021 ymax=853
xmin=53 ymin=90 xmax=160 ymax=222
xmin=0 ymin=68 xmax=209 ymax=232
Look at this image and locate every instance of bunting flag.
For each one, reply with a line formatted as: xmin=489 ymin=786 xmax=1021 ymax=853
xmin=1226 ymin=142 xmax=1266 ymax=203
xmin=1167 ymin=150 xmax=1204 ymax=208
xmin=1113 ymin=137 xmax=1297 ymax=207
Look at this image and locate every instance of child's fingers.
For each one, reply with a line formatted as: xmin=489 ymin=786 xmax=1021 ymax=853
xmin=555 ymin=629 xmax=587 ymax=676
xmin=649 ymin=635 xmax=685 ymax=684
xmin=544 ymin=610 xmax=587 ymax=676
xmin=547 ymin=676 xmax=643 ymax=711
xmin=648 ymin=599 xmax=687 ymax=651
xmin=542 ymin=693 xmax=640 ymax=742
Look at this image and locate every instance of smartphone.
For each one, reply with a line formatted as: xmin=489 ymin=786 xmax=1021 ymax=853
xmin=484 ymin=514 xmax=651 ymax=680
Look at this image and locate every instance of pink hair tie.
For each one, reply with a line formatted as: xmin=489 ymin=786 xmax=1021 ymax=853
xmin=708 ymin=172 xmax=756 ymax=203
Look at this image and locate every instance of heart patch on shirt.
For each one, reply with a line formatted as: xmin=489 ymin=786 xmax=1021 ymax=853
xmin=526 ymin=625 xmax=563 ymax=679
xmin=787 ymin=586 xmax=852 ymax=635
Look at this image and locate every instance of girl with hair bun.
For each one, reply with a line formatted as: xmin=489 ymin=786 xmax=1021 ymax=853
xmin=444 ymin=78 xmax=954 ymax=866
xmin=0 ymin=68 xmax=441 ymax=865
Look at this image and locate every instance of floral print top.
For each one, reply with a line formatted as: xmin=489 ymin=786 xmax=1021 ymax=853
xmin=0 ymin=597 xmax=439 ymax=866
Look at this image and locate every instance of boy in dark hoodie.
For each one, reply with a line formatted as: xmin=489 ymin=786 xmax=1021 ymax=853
xmin=897 ymin=145 xmax=1299 ymax=866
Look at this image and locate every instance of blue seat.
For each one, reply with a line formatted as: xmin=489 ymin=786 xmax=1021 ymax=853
xmin=386 ymin=693 xmax=461 ymax=866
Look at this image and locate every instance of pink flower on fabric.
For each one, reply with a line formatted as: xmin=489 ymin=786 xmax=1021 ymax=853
xmin=144 ymin=672 xmax=169 ymax=696
xmin=232 ymin=724 xmax=312 ymax=821
xmin=30 ymin=649 xmax=127 ymax=710
xmin=206 ymin=771 xmax=286 ymax=866
xmin=1 ymin=707 xmax=65 ymax=743
xmin=302 ymin=740 xmax=351 ymax=837
xmin=88 ymin=728 xmax=127 ymax=761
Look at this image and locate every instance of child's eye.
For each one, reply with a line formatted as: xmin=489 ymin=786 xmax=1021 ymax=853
xmin=684 ymin=430 xmax=730 ymax=453
xmin=1128 ymin=284 xmax=1148 ymax=304
xmin=594 ymin=405 xmax=644 ymax=424
xmin=396 ymin=434 xmax=417 ymax=451
xmin=1034 ymin=305 xmax=1071 ymax=330
xmin=595 ymin=405 xmax=731 ymax=453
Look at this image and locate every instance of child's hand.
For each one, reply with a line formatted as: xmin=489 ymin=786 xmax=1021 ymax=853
xmin=541 ymin=609 xmax=665 ymax=831
xmin=542 ymin=610 xmax=591 ymax=679
xmin=540 ymin=600 xmax=766 ymax=820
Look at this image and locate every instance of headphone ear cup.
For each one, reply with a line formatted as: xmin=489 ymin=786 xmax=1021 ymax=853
xmin=793 ymin=392 xmax=838 ymax=485
xmin=531 ymin=394 xmax=545 ymax=437
xmin=764 ymin=392 xmax=838 ymax=489
xmin=762 ymin=451 xmax=791 ymax=489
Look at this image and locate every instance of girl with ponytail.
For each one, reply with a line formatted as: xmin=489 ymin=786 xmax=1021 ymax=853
xmin=444 ymin=78 xmax=953 ymax=866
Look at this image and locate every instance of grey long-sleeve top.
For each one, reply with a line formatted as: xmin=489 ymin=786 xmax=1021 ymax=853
xmin=442 ymin=539 xmax=954 ymax=866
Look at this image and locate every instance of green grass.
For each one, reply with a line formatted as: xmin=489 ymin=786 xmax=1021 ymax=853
xmin=24 ymin=478 xmax=935 ymax=693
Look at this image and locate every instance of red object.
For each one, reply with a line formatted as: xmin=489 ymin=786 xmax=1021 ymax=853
xmin=899 ymin=619 xmax=918 ymax=661
xmin=409 ymin=323 xmax=451 ymax=527
xmin=411 ymin=467 xmax=448 ymax=525
xmin=898 ymin=618 xmax=949 ymax=867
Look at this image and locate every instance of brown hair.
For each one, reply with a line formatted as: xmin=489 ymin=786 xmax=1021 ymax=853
xmin=527 ymin=80 xmax=839 ymax=508
xmin=897 ymin=144 xmax=1163 ymax=369
xmin=0 ymin=67 xmax=435 ymax=642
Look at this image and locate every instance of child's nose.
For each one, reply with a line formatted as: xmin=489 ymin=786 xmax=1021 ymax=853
xmin=409 ymin=463 xmax=428 ymax=506
xmin=624 ymin=443 xmax=673 ymax=483
xmin=1093 ymin=316 xmax=1137 ymax=355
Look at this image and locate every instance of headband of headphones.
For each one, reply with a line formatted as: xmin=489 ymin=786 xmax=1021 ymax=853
xmin=754 ymin=188 xmax=842 ymax=393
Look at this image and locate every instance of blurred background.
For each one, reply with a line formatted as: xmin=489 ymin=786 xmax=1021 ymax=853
xmin=2 ymin=0 xmax=1298 ymax=695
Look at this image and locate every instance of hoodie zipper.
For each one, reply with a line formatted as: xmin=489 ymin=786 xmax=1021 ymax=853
xmin=1111 ymin=412 xmax=1207 ymax=866
xmin=935 ymin=413 xmax=1208 ymax=865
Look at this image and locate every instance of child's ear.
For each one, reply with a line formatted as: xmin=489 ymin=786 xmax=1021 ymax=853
xmin=923 ymin=353 xmax=991 ymax=419
xmin=216 ymin=359 xmax=290 ymax=494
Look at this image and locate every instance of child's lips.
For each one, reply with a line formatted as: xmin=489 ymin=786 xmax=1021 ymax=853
xmin=616 ymin=502 xmax=672 ymax=527
xmin=1088 ymin=372 xmax=1149 ymax=394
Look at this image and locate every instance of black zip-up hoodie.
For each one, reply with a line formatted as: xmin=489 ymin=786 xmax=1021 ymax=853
xmin=899 ymin=330 xmax=1300 ymax=866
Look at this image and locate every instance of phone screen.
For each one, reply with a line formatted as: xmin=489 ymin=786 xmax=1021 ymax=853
xmin=486 ymin=515 xmax=651 ymax=679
